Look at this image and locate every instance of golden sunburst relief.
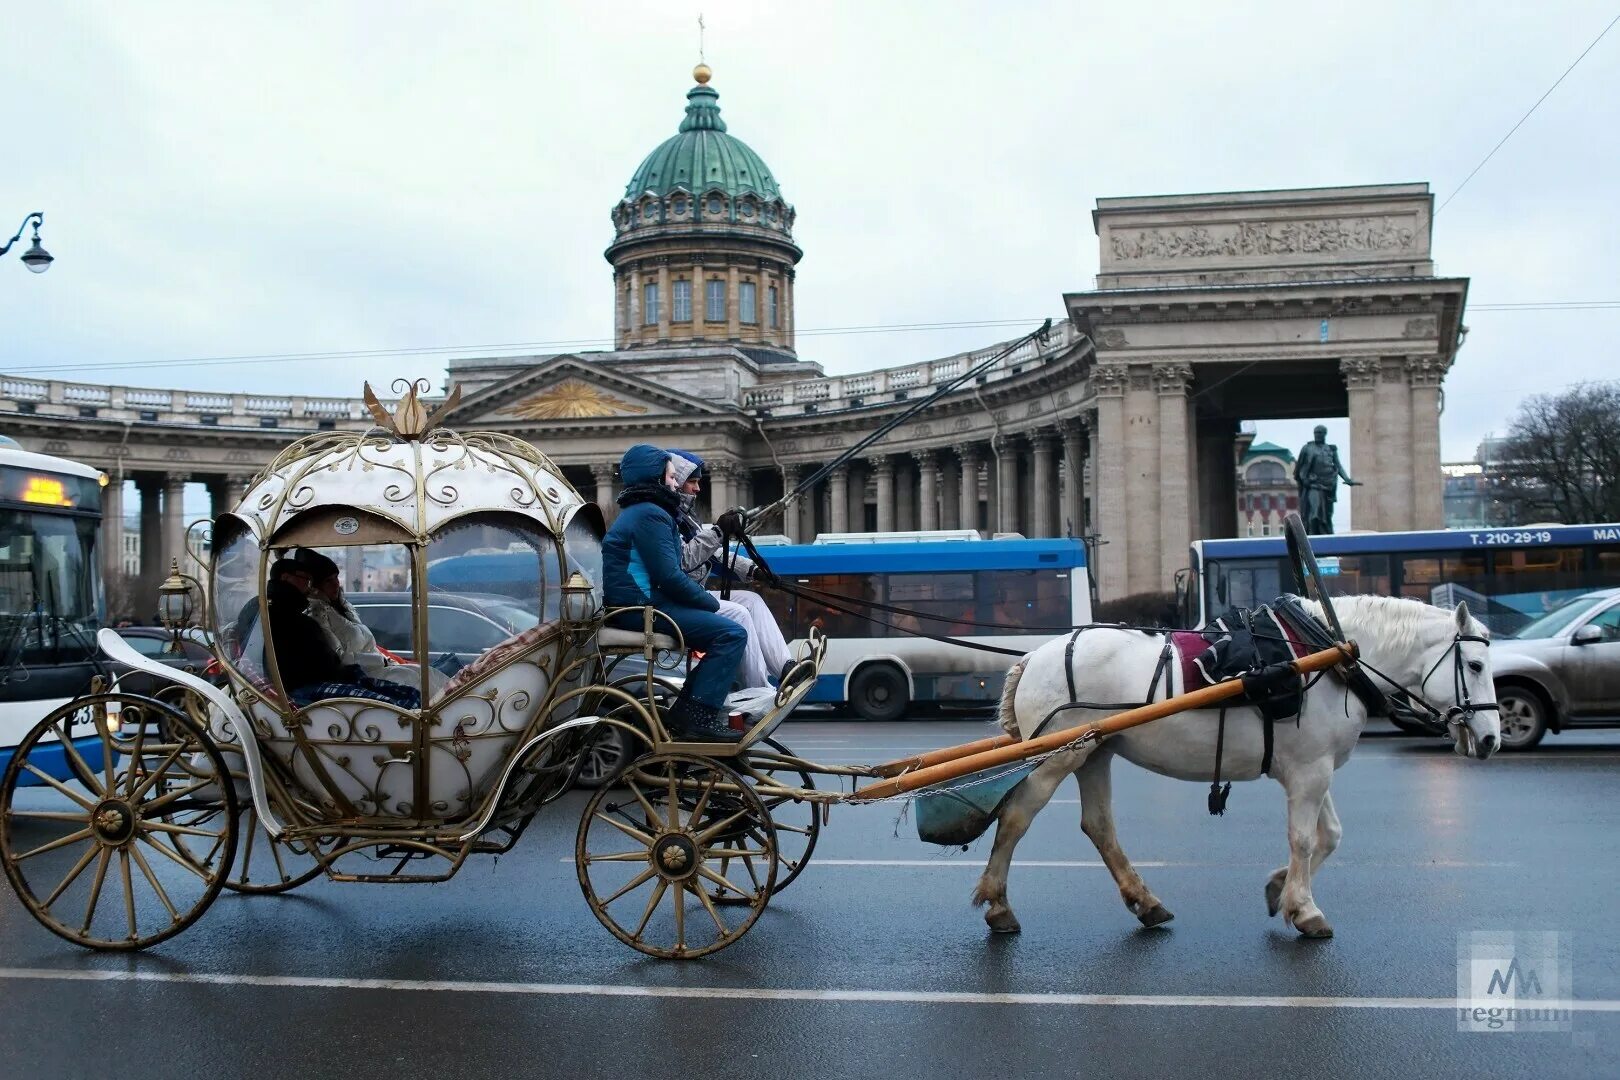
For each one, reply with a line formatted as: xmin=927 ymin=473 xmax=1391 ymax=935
xmin=510 ymin=378 xmax=651 ymax=420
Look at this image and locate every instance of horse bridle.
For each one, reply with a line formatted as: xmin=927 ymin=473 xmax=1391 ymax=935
xmin=1409 ymin=631 xmax=1500 ymax=733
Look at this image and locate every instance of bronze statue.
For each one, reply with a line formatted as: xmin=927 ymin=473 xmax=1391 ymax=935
xmin=1294 ymin=425 xmax=1359 ymax=534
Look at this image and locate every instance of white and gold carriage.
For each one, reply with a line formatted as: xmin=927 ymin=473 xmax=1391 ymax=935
xmin=0 ymin=382 xmax=828 ymax=958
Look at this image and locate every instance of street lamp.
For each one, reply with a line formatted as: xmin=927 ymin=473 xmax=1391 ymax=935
xmin=1 ymin=212 xmax=53 ymax=274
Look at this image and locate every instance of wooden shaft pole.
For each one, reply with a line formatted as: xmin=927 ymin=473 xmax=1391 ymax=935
xmin=849 ymin=643 xmax=1356 ymax=802
xmin=870 ymin=733 xmax=1018 ymax=778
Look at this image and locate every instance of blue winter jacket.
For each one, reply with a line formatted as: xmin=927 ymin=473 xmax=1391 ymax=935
xmin=601 ymin=444 xmax=719 ymax=613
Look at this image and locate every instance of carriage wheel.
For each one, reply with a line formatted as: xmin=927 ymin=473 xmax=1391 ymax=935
xmin=0 ymin=693 xmax=238 ymax=950
xmin=576 ymin=753 xmax=777 ymax=958
xmin=1284 ymin=511 xmax=1346 ymax=641
xmin=710 ymin=736 xmax=820 ymax=904
xmin=197 ymin=804 xmax=325 ymax=895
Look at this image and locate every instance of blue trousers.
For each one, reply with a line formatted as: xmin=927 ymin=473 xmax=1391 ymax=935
xmin=610 ymin=604 xmax=747 ymax=708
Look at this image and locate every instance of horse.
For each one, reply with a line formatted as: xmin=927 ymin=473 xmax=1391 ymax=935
xmin=971 ymin=595 xmax=1499 ymax=940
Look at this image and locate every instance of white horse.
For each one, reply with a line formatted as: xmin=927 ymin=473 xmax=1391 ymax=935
xmin=972 ymin=596 xmax=1499 ymax=940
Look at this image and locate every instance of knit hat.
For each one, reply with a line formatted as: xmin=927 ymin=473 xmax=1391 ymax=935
xmin=668 ymin=448 xmax=705 ymax=486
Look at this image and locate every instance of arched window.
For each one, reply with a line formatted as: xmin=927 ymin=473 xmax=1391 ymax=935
xmin=1247 ymin=460 xmax=1287 ymax=485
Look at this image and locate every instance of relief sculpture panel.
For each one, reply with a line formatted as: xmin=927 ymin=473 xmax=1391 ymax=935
xmin=1108 ymin=217 xmax=1418 ymax=262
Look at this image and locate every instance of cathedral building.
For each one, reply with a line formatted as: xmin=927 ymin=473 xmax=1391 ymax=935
xmin=0 ymin=65 xmax=1469 ymax=603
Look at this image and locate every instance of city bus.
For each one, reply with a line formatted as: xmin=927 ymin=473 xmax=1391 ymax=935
xmin=0 ymin=441 xmax=110 ymax=781
xmin=757 ymin=534 xmax=1091 ymax=721
xmin=1179 ymin=524 xmax=1620 ymax=635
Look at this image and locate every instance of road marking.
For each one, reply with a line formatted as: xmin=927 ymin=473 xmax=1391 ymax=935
xmin=560 ymin=857 xmax=1516 ymax=869
xmin=1 ymin=967 xmax=1615 ymax=1012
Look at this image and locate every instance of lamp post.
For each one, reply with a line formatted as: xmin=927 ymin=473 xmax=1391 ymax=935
xmin=1 ymin=212 xmax=53 ymax=274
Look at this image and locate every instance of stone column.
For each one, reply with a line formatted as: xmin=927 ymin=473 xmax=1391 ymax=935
xmin=1091 ymin=366 xmax=1130 ymax=600
xmin=1408 ymin=356 xmax=1448 ymax=530
xmin=161 ymin=475 xmax=188 ymax=574
xmin=1341 ymin=358 xmax=1380 ymax=531
xmin=101 ymin=479 xmax=125 ymax=594
xmin=956 ymin=445 xmax=980 ymax=532
xmin=915 ymin=450 xmax=939 ymax=531
xmin=727 ymin=266 xmax=741 ymax=340
xmin=627 ymin=267 xmax=642 ymax=342
xmin=895 ymin=457 xmax=916 ymax=531
xmin=1030 ymin=431 xmax=1057 ymax=539
xmin=590 ymin=464 xmax=616 ymax=527
xmin=847 ymin=461 xmax=867 ymax=532
xmin=1155 ymin=363 xmax=1195 ymax=586
xmin=136 ymin=476 xmax=162 ymax=585
xmin=995 ymin=437 xmax=1019 ymax=535
xmin=939 ymin=453 xmax=960 ymax=531
xmin=830 ymin=465 xmax=850 ymax=533
xmin=656 ymin=262 xmax=671 ymax=341
xmin=780 ymin=464 xmax=800 ymax=541
xmin=873 ymin=457 xmax=896 ymax=533
xmin=1062 ymin=422 xmax=1086 ymax=539
xmin=709 ymin=462 xmax=735 ymax=516
xmin=1374 ymin=357 xmax=1414 ymax=530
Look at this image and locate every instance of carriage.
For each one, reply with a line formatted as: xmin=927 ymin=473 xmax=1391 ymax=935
xmin=0 ymin=381 xmax=1477 ymax=959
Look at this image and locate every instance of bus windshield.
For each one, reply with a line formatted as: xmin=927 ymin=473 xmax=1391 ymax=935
xmin=0 ymin=509 xmax=102 ymax=664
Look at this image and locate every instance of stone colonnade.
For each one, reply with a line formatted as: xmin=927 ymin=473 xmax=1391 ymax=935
xmin=105 ymin=472 xmax=252 ymax=617
xmin=575 ymin=426 xmax=1091 ymax=545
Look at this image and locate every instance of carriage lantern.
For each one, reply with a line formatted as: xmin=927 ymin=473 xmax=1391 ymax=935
xmin=157 ymin=558 xmax=201 ymax=651
xmin=561 ymin=570 xmax=598 ymax=626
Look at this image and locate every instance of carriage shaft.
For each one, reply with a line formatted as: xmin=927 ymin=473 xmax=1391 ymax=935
xmin=849 ymin=643 xmax=1357 ymax=801
xmin=870 ymin=733 xmax=1019 ymax=778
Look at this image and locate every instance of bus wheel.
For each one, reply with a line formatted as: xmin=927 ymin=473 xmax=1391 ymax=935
xmin=849 ymin=664 xmax=908 ymax=723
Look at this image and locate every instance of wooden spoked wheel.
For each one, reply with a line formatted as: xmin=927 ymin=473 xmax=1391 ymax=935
xmin=576 ymin=753 xmax=777 ymax=958
xmin=208 ymin=805 xmax=326 ymax=895
xmin=0 ymin=693 xmax=238 ymax=950
xmin=711 ymin=736 xmax=820 ymax=905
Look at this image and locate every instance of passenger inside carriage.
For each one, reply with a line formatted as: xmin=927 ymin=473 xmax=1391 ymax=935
xmin=601 ymin=444 xmax=747 ymax=742
xmin=261 ymin=557 xmax=421 ymax=709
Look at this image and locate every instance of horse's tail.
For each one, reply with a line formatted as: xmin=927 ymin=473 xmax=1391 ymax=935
xmin=998 ymin=656 xmax=1028 ymax=738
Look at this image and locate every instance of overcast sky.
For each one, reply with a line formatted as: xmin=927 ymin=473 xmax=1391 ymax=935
xmin=4 ymin=0 xmax=1618 ymax=513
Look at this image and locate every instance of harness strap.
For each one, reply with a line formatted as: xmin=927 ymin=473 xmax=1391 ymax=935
xmin=1209 ymin=707 xmax=1232 ymax=815
xmin=1064 ymin=629 xmax=1081 ymax=702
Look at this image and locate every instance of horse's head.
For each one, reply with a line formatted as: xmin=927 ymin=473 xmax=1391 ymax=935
xmin=1414 ymin=600 xmax=1500 ymax=760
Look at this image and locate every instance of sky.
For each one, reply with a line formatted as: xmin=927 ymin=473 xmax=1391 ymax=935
xmin=4 ymin=0 xmax=1619 ymax=531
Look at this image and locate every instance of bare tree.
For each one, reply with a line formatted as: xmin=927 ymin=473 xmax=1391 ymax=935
xmin=1499 ymin=381 xmax=1620 ymax=524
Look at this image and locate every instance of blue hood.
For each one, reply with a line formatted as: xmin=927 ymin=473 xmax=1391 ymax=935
xmin=619 ymin=444 xmax=670 ymax=486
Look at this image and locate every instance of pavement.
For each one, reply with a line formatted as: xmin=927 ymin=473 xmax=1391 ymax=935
xmin=3 ymin=717 xmax=1618 ymax=1079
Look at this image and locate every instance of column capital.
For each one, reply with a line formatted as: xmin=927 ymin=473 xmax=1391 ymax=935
xmin=708 ymin=459 xmax=741 ymax=481
xmin=161 ymin=474 xmax=188 ymax=493
xmin=1090 ymin=364 xmax=1129 ymax=398
xmin=869 ymin=455 xmax=894 ymax=478
xmin=1339 ymin=356 xmax=1380 ymax=389
xmin=1028 ymin=429 xmax=1058 ymax=453
xmin=911 ymin=448 xmax=937 ymax=468
xmin=588 ymin=463 xmax=615 ymax=483
xmin=953 ymin=442 xmax=981 ymax=465
xmin=1405 ymin=355 xmax=1451 ymax=388
xmin=1152 ymin=363 xmax=1194 ymax=396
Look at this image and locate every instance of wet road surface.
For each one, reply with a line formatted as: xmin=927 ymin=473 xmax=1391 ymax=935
xmin=3 ymin=718 xmax=1617 ymax=1078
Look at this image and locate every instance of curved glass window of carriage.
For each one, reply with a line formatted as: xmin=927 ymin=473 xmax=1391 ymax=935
xmin=706 ymin=279 xmax=726 ymax=322
xmin=739 ymin=281 xmax=757 ymax=325
xmin=642 ymin=282 xmax=659 ymax=325
xmin=672 ymin=279 xmax=692 ymax=322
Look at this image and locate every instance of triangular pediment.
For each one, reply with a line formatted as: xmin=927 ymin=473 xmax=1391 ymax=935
xmin=443 ymin=355 xmax=731 ymax=426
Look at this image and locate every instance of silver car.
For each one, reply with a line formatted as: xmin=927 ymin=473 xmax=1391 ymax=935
xmin=1490 ymin=587 xmax=1620 ymax=750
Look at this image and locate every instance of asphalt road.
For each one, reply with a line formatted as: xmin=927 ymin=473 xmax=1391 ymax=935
xmin=3 ymin=718 xmax=1618 ymax=1079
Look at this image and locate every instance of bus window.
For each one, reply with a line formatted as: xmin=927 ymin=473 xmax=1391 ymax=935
xmin=790 ymin=573 xmax=880 ymax=639
xmin=978 ymin=569 xmax=1069 ymax=633
xmin=1490 ymin=547 xmax=1588 ymax=628
xmin=887 ymin=572 xmax=975 ymax=636
xmin=1321 ymin=554 xmax=1390 ymax=598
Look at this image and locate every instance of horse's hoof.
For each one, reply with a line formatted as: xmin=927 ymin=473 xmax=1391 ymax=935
xmin=1265 ymin=878 xmax=1283 ymax=918
xmin=1294 ymin=915 xmax=1334 ymax=939
xmin=1138 ymin=904 xmax=1174 ymax=928
xmin=985 ymin=909 xmax=1022 ymax=934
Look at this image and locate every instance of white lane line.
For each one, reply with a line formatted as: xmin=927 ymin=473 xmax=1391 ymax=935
xmin=2 ymin=968 xmax=1615 ymax=1012
xmin=560 ymin=858 xmax=1517 ymax=869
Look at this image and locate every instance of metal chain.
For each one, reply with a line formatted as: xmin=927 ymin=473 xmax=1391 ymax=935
xmin=819 ymin=729 xmax=1102 ymax=808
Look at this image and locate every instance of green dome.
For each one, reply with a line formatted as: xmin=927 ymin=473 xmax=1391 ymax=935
xmin=623 ymin=83 xmax=782 ymax=202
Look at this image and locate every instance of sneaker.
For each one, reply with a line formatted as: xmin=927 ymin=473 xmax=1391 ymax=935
xmin=663 ymin=696 xmax=742 ymax=742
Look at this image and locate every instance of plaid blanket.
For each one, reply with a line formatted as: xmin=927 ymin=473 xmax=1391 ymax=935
xmin=291 ymin=677 xmax=421 ymax=709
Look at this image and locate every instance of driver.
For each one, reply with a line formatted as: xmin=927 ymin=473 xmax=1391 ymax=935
xmin=667 ymin=449 xmax=795 ymax=689
xmin=600 ymin=445 xmax=747 ymax=741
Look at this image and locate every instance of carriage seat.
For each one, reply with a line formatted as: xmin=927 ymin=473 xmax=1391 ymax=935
xmin=596 ymin=626 xmax=680 ymax=651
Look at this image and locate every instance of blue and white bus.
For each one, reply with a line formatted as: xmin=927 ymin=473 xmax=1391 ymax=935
xmin=1181 ymin=524 xmax=1620 ymax=635
xmin=757 ymin=534 xmax=1091 ymax=721
xmin=0 ymin=441 xmax=109 ymax=781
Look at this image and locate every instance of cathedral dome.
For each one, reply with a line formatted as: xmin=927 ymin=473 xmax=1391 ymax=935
xmin=610 ymin=68 xmax=796 ymax=243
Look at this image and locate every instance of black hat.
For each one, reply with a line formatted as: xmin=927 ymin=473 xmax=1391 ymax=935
xmin=293 ymin=547 xmax=340 ymax=581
